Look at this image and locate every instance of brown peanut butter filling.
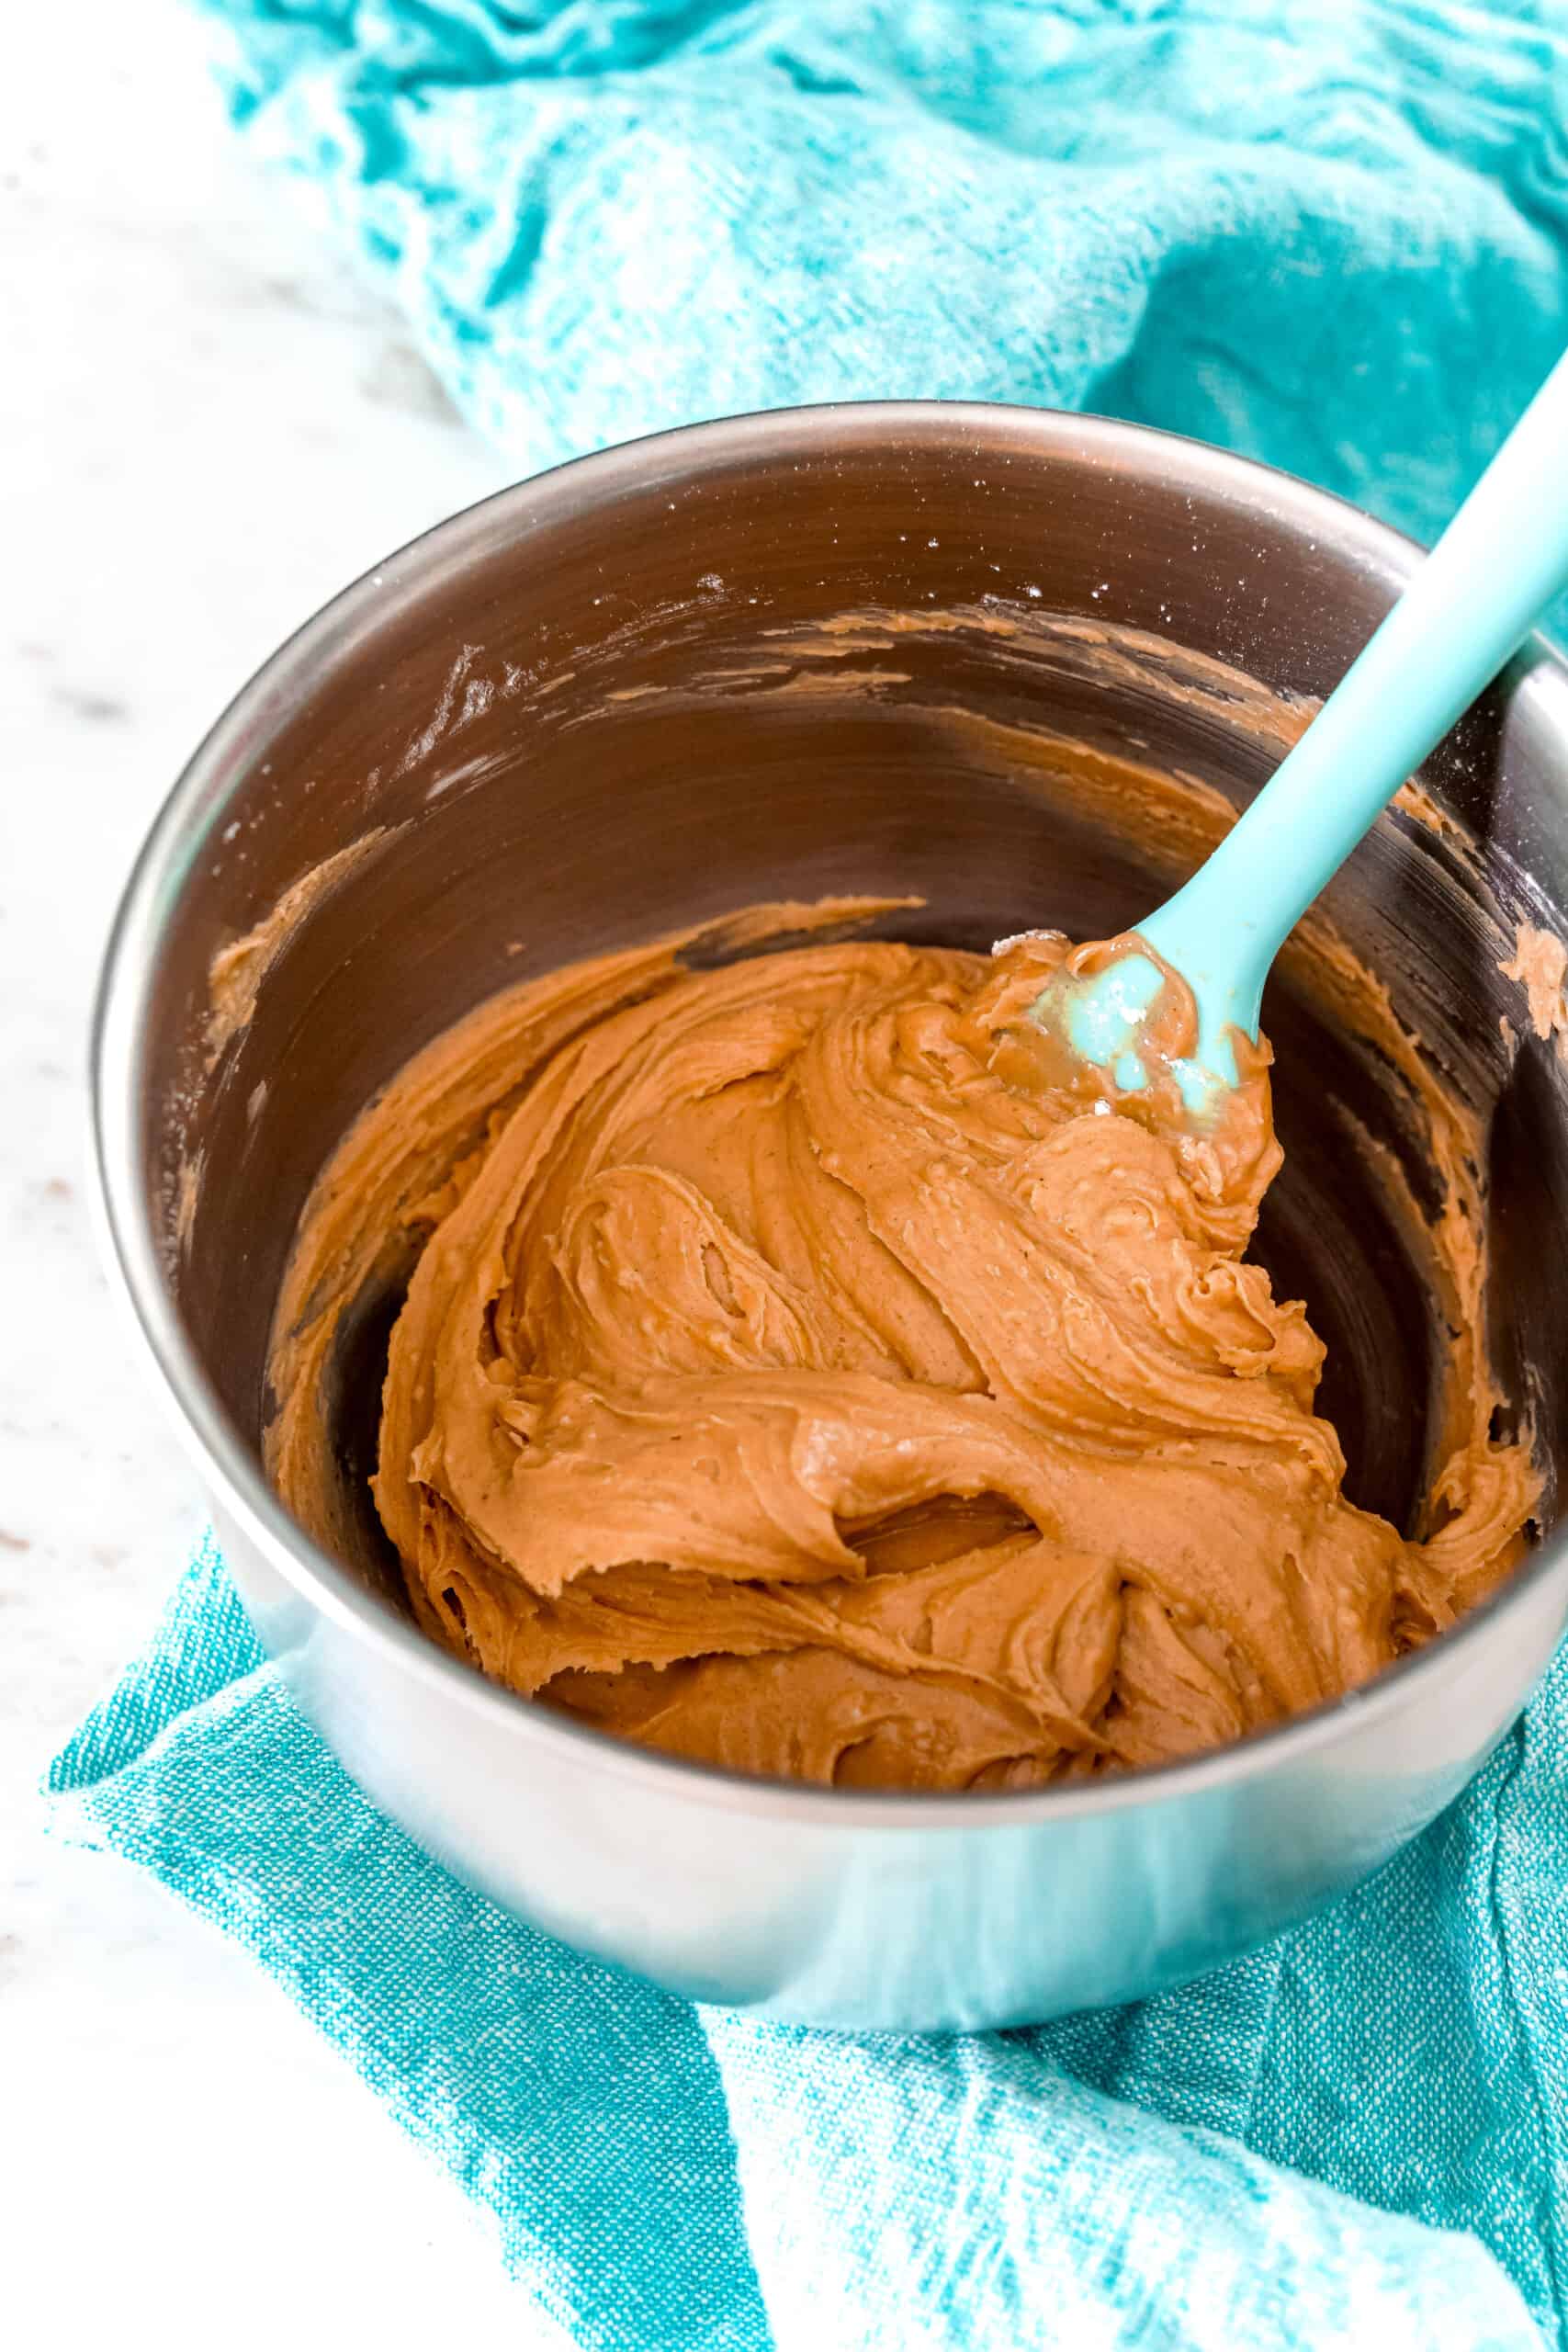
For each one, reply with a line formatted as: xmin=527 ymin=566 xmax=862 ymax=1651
xmin=266 ymin=901 xmax=1536 ymax=1790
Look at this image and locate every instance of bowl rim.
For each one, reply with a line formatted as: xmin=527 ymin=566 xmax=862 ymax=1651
xmin=91 ymin=395 xmax=1568 ymax=1828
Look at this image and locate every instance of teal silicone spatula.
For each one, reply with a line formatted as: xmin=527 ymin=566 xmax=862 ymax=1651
xmin=1033 ymin=346 xmax=1568 ymax=1115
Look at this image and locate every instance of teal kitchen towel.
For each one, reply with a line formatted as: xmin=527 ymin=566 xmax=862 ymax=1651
xmin=64 ymin=1 xmax=1568 ymax=2344
xmin=51 ymin=1534 xmax=1568 ymax=2348
xmin=190 ymin=0 xmax=1568 ymax=551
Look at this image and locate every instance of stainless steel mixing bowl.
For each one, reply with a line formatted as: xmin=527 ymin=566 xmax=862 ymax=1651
xmin=93 ymin=403 xmax=1568 ymax=2031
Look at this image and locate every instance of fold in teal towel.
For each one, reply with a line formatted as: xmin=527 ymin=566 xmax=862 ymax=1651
xmin=193 ymin=0 xmax=1567 ymax=549
xmin=51 ymin=1537 xmax=1568 ymax=2346
xmin=62 ymin=1 xmax=1568 ymax=2343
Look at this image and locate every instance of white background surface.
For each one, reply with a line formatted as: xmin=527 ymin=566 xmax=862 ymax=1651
xmin=3 ymin=6 xmax=570 ymax=2342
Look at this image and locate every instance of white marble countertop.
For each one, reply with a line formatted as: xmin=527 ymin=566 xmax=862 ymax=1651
xmin=2 ymin=6 xmax=568 ymax=2340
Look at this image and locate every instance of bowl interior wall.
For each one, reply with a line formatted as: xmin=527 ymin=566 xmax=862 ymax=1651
xmin=132 ymin=415 xmax=1568 ymax=1611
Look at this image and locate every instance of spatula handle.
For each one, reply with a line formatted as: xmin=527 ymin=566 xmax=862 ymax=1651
xmin=1142 ymin=344 xmax=1568 ymax=1041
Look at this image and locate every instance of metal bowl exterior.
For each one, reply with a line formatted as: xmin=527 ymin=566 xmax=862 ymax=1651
xmin=209 ymin=1489 xmax=1568 ymax=2030
xmin=93 ymin=402 xmax=1568 ymax=2031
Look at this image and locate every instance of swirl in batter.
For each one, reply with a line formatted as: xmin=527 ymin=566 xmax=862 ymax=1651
xmin=267 ymin=904 xmax=1536 ymax=1790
